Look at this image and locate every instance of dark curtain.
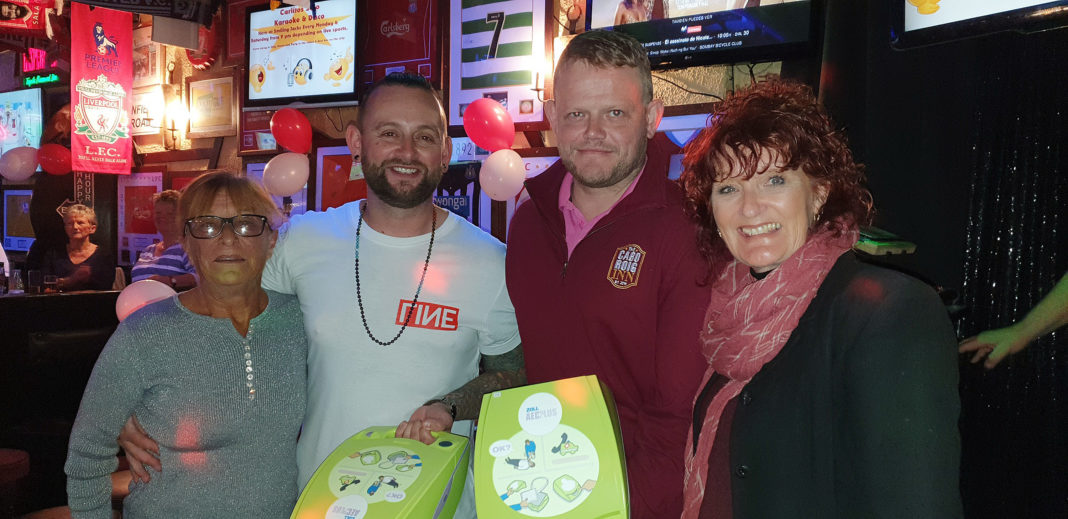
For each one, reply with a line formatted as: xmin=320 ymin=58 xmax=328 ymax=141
xmin=957 ymin=28 xmax=1068 ymax=519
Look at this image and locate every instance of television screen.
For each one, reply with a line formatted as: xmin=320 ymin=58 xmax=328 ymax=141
xmin=586 ymin=0 xmax=814 ymax=68
xmin=3 ymin=189 xmax=35 ymax=252
xmin=245 ymin=0 xmax=358 ymax=109
xmin=0 ymin=88 xmax=43 ymax=157
xmin=891 ymin=0 xmax=1068 ymax=48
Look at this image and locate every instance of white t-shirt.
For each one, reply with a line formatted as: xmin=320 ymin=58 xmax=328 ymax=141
xmin=261 ymin=200 xmax=521 ymax=493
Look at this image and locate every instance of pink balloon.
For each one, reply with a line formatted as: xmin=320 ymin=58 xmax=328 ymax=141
xmin=480 ymin=149 xmax=526 ymax=201
xmin=37 ymin=143 xmax=72 ymax=175
xmin=270 ymin=108 xmax=312 ymax=154
xmin=116 ymin=280 xmax=176 ymax=321
xmin=263 ymin=152 xmax=309 ymax=197
xmin=463 ymin=98 xmax=515 ymax=152
xmin=0 ymin=146 xmax=39 ymax=181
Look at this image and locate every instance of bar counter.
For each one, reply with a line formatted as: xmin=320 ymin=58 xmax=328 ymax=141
xmin=0 ymin=290 xmax=121 ymax=511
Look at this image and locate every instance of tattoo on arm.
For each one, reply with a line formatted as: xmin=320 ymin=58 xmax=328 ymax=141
xmin=442 ymin=344 xmax=526 ymax=421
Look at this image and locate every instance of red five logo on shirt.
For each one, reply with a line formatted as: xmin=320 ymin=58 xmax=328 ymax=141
xmin=396 ymin=300 xmax=460 ymax=331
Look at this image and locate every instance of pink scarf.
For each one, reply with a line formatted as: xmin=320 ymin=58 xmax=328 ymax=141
xmin=681 ymin=226 xmax=858 ymax=518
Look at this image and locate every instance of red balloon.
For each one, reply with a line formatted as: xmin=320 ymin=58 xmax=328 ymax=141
xmin=270 ymin=108 xmax=312 ymax=154
xmin=463 ymin=98 xmax=515 ymax=152
xmin=37 ymin=143 xmax=72 ymax=176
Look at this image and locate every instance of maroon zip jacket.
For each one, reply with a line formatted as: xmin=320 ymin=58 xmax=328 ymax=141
xmin=506 ymin=138 xmax=711 ymax=518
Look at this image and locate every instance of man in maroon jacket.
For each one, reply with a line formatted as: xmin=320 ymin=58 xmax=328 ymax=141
xmin=506 ymin=30 xmax=711 ymax=518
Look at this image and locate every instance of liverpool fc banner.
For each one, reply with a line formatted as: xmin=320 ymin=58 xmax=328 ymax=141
xmin=71 ymin=2 xmax=132 ymax=174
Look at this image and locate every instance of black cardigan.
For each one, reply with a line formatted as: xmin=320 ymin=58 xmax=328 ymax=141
xmin=699 ymin=252 xmax=963 ymax=518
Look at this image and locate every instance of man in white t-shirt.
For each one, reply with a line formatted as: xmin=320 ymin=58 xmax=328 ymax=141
xmin=119 ymin=73 xmax=525 ymax=516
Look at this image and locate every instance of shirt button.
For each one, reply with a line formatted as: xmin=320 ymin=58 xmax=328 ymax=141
xmin=741 ymin=391 xmax=752 ymax=406
xmin=735 ymin=464 xmax=750 ymax=478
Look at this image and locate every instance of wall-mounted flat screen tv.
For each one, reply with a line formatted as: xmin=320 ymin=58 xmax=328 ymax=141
xmin=891 ymin=0 xmax=1068 ymax=49
xmin=0 ymin=88 xmax=43 ymax=156
xmin=3 ymin=189 xmax=35 ymax=252
xmin=245 ymin=0 xmax=358 ymax=110
xmin=586 ymin=0 xmax=816 ymax=69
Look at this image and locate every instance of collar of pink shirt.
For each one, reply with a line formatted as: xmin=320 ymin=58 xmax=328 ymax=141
xmin=558 ymin=165 xmax=646 ymax=258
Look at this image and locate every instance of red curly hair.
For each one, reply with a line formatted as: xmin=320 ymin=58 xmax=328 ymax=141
xmin=679 ymin=80 xmax=873 ymax=266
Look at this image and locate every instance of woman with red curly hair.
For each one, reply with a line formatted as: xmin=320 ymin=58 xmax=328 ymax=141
xmin=678 ymin=80 xmax=961 ymax=519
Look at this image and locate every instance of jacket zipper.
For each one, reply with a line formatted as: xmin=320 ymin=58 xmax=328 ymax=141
xmin=560 ymin=219 xmax=621 ymax=280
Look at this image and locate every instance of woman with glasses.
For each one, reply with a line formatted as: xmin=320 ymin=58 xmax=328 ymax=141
xmin=65 ymin=172 xmax=307 ymax=518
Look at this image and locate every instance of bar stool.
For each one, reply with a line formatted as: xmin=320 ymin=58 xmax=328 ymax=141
xmin=0 ymin=448 xmax=30 ymax=517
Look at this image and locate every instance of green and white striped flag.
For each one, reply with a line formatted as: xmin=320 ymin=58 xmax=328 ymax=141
xmin=460 ymin=0 xmax=535 ymax=90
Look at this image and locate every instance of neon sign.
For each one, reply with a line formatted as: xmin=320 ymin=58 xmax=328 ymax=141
xmin=23 ymin=73 xmax=60 ymax=87
xmin=21 ymin=48 xmax=57 ymax=73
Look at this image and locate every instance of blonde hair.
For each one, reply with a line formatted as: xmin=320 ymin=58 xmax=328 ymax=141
xmin=178 ymin=172 xmax=283 ymax=230
xmin=65 ymin=204 xmax=97 ymax=225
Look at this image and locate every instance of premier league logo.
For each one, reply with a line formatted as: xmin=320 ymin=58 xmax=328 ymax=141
xmin=93 ymin=22 xmax=119 ymax=57
xmin=73 ymin=74 xmax=128 ymax=144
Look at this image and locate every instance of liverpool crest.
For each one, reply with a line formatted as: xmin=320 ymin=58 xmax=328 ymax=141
xmin=74 ymin=74 xmax=129 ymax=144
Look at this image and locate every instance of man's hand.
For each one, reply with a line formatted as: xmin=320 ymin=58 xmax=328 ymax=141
xmin=117 ymin=415 xmax=161 ymax=483
xmin=395 ymin=402 xmax=454 ymax=445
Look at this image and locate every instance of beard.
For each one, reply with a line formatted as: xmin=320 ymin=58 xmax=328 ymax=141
xmin=363 ymin=159 xmax=443 ymax=209
xmin=560 ymin=139 xmax=648 ymax=189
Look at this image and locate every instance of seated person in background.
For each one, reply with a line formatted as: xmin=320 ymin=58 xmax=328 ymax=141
xmin=678 ymin=80 xmax=961 ymax=518
xmin=959 ymin=271 xmax=1068 ymax=369
xmin=28 ymin=204 xmax=115 ymax=291
xmin=131 ymin=190 xmax=197 ymax=290
xmin=65 ymin=171 xmax=307 ymax=518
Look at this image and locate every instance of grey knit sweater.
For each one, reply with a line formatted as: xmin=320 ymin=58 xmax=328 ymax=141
xmin=65 ymin=291 xmax=307 ymax=518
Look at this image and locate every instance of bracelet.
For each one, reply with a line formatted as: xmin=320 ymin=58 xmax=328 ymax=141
xmin=424 ymin=397 xmax=457 ymax=421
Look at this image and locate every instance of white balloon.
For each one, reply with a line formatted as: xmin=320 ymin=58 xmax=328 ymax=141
xmin=479 ymin=149 xmax=525 ymax=201
xmin=262 ymin=152 xmax=309 ymax=197
xmin=115 ymin=279 xmax=177 ymax=322
xmin=0 ymin=146 xmax=39 ymax=181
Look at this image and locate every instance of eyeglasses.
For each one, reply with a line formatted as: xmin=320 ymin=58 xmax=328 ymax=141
xmin=184 ymin=215 xmax=270 ymax=239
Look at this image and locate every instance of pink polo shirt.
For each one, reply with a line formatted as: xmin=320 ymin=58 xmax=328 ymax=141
xmin=558 ymin=166 xmax=645 ymax=257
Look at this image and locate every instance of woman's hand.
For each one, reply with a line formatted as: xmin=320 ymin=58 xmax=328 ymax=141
xmin=59 ymin=265 xmax=92 ymax=291
xmin=959 ymin=324 xmax=1032 ymax=369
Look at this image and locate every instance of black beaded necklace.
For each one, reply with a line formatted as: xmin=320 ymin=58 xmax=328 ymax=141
xmin=354 ymin=202 xmax=437 ymax=346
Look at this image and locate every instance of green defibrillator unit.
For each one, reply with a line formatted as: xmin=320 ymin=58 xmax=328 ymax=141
xmin=291 ymin=426 xmax=470 ymax=519
xmin=474 ymin=375 xmax=629 ymax=518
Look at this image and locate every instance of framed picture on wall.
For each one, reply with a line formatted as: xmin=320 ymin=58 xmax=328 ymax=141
xmin=186 ymin=71 xmax=239 ymax=138
xmin=224 ymin=0 xmax=270 ymax=67
xmin=168 ymin=170 xmax=205 ymax=192
xmin=116 ymin=168 xmax=165 ymax=265
xmin=359 ymin=0 xmax=440 ymax=92
xmin=238 ymin=109 xmax=279 ymax=155
xmin=132 ymin=26 xmax=165 ymax=88
xmin=314 ymin=143 xmax=365 ymax=212
xmin=446 ymin=0 xmax=552 ymax=130
xmin=131 ymin=85 xmax=165 ymax=137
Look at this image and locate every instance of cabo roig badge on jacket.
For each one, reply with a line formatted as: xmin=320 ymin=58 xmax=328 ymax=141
xmin=475 ymin=375 xmax=629 ymax=517
xmin=291 ymin=426 xmax=470 ymax=518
